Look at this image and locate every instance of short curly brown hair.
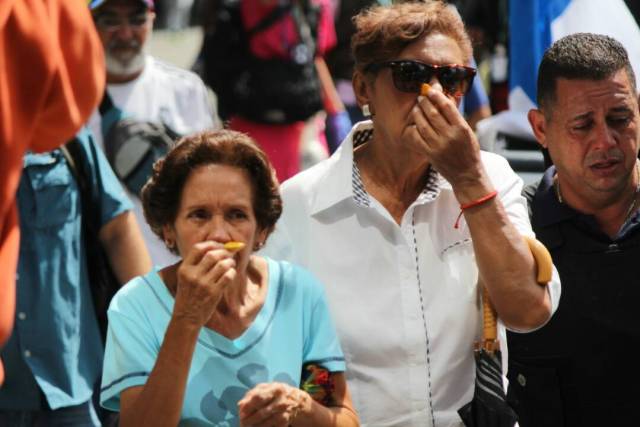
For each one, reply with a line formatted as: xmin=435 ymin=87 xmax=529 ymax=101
xmin=351 ymin=1 xmax=472 ymax=73
xmin=141 ymin=130 xmax=282 ymax=253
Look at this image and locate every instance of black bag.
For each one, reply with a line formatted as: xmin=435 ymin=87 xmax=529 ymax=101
xmin=99 ymin=92 xmax=177 ymax=197
xmin=59 ymin=139 xmax=119 ymax=345
xmin=202 ymin=0 xmax=323 ymax=124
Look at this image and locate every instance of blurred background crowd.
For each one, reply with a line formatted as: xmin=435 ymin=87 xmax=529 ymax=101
xmin=148 ymin=0 xmax=640 ymax=185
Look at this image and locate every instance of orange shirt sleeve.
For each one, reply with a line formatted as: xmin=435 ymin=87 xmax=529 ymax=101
xmin=0 ymin=0 xmax=105 ymax=384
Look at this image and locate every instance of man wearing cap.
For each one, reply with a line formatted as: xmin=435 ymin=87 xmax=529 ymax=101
xmin=88 ymin=0 xmax=219 ymax=268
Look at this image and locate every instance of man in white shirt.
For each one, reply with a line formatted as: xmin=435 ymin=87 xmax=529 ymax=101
xmin=88 ymin=0 xmax=219 ymax=267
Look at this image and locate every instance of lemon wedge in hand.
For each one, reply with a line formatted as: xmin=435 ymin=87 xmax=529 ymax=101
xmin=223 ymin=241 xmax=245 ymax=252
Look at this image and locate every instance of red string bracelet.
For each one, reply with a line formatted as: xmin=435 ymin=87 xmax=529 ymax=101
xmin=454 ymin=190 xmax=498 ymax=229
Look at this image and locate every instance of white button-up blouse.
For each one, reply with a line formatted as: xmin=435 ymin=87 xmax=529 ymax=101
xmin=264 ymin=121 xmax=560 ymax=427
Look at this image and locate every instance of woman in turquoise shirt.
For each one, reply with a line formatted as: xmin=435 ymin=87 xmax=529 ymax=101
xmin=100 ymin=129 xmax=359 ymax=427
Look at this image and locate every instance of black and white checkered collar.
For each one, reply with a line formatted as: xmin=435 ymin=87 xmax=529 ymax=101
xmin=351 ymin=128 xmax=442 ymax=208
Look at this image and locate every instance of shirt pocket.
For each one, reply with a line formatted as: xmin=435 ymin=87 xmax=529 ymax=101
xmin=22 ymin=152 xmax=79 ymax=228
xmin=439 ymin=237 xmax=478 ymax=302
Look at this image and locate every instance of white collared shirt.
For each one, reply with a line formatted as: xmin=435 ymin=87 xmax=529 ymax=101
xmin=264 ymin=121 xmax=560 ymax=427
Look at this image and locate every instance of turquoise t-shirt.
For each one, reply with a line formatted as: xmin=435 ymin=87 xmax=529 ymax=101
xmin=100 ymin=257 xmax=345 ymax=426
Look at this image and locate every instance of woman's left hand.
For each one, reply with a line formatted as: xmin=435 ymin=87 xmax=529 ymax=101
xmin=410 ymin=88 xmax=487 ymax=192
xmin=238 ymin=382 xmax=310 ymax=427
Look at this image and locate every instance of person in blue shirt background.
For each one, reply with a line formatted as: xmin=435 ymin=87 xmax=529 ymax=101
xmin=460 ymin=56 xmax=492 ymax=130
xmin=0 ymin=128 xmax=151 ymax=426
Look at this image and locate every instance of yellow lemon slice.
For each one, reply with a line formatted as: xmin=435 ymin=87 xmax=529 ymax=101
xmin=420 ymin=83 xmax=432 ymax=96
xmin=223 ymin=241 xmax=245 ymax=252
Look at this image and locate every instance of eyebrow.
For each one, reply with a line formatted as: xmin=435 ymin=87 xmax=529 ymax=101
xmin=569 ymin=112 xmax=592 ymax=122
xmin=185 ymin=201 xmax=252 ymax=211
xmin=609 ymin=106 xmax=633 ymax=114
xmin=570 ymin=105 xmax=634 ymax=121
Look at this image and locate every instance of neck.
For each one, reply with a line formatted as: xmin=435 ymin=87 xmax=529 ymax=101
xmin=555 ymin=161 xmax=640 ymax=237
xmin=107 ymin=69 xmax=144 ymax=84
xmin=210 ymin=257 xmax=267 ymax=339
xmin=355 ymin=135 xmax=431 ymax=223
xmin=218 ymin=257 xmax=264 ymax=312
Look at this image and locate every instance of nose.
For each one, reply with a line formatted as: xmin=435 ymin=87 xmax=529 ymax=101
xmin=428 ymin=75 xmax=444 ymax=93
xmin=205 ymin=215 xmax=232 ymax=244
xmin=592 ymin=122 xmax=618 ymax=150
xmin=114 ymin=22 xmax=134 ymax=39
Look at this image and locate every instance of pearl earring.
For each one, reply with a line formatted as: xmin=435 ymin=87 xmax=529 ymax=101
xmin=362 ymin=104 xmax=371 ymax=117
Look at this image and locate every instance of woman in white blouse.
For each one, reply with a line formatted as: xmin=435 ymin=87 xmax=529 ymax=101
xmin=264 ymin=2 xmax=560 ymax=426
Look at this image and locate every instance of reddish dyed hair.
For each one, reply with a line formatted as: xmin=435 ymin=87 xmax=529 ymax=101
xmin=351 ymin=1 xmax=473 ymax=72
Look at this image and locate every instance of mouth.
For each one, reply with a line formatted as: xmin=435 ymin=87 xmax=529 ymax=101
xmin=588 ymin=159 xmax=621 ymax=176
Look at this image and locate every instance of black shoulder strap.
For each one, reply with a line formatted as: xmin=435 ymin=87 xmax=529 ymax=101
xmin=246 ymin=3 xmax=292 ymax=38
xmin=290 ymin=0 xmax=316 ymax=54
xmin=59 ymin=139 xmax=100 ymax=236
xmin=61 ymin=138 xmax=120 ymax=345
xmin=98 ymin=90 xmax=115 ymax=117
xmin=522 ymin=180 xmax=539 ymax=221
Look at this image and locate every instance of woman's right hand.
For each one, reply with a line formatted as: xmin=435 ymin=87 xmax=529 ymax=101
xmin=171 ymin=241 xmax=237 ymax=328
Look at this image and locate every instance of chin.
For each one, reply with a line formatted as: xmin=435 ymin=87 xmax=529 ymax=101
xmin=106 ymin=51 xmax=145 ymax=76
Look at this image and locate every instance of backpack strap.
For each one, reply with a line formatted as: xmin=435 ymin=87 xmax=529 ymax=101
xmin=60 ymin=137 xmax=119 ymax=343
xmin=98 ymin=90 xmax=115 ymax=116
xmin=290 ymin=0 xmax=316 ymax=57
xmin=59 ymin=139 xmax=101 ymax=236
xmin=97 ymin=90 xmax=127 ymax=140
xmin=245 ymin=3 xmax=292 ymax=39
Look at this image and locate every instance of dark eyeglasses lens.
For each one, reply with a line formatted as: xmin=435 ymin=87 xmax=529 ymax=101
xmin=130 ymin=14 xmax=148 ymax=27
xmin=392 ymin=62 xmax=428 ymax=93
xmin=440 ymin=67 xmax=473 ymax=96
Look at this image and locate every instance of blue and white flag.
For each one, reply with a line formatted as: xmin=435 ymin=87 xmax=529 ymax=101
xmin=510 ymin=0 xmax=640 ymax=112
xmin=478 ymin=0 xmax=640 ymax=146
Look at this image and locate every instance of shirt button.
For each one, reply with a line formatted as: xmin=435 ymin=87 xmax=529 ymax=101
xmin=517 ymin=373 xmax=526 ymax=387
xmin=24 ymin=350 xmax=31 ymax=358
xmin=18 ymin=312 xmax=26 ymax=320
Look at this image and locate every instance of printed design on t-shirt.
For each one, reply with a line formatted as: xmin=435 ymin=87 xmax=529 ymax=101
xmin=182 ymin=360 xmax=295 ymax=426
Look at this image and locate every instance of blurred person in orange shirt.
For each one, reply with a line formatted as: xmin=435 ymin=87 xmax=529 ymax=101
xmin=0 ymin=0 xmax=105 ymax=385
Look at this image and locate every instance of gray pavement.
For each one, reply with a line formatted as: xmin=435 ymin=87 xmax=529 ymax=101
xmin=148 ymin=27 xmax=203 ymax=70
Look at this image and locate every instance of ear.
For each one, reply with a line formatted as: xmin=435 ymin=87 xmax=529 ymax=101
xmin=162 ymin=224 xmax=176 ymax=248
xmin=352 ymin=70 xmax=372 ymax=111
xmin=148 ymin=10 xmax=156 ymax=27
xmin=254 ymin=227 xmax=270 ymax=251
xmin=528 ymin=108 xmax=548 ymax=149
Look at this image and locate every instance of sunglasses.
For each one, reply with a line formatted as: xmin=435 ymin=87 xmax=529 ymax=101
xmin=365 ymin=60 xmax=476 ymax=97
xmin=94 ymin=12 xmax=150 ymax=32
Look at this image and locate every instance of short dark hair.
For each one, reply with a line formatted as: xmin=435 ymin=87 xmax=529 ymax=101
xmin=141 ymin=130 xmax=282 ymax=253
xmin=351 ymin=1 xmax=472 ymax=73
xmin=537 ymin=33 xmax=637 ymax=110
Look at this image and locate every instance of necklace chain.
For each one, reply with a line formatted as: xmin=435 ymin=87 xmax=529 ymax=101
xmin=553 ymin=160 xmax=640 ymax=224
